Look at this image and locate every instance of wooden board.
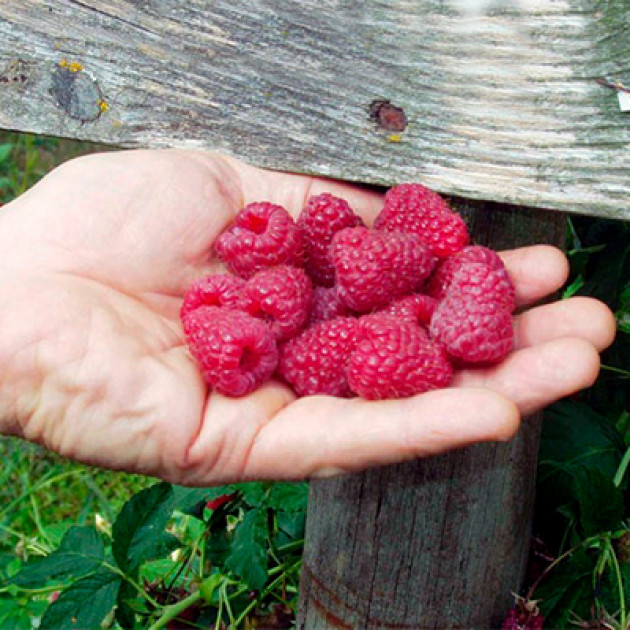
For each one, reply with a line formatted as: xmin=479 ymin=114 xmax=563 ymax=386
xmin=0 ymin=0 xmax=629 ymax=219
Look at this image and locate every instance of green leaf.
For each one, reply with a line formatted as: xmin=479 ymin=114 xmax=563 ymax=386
xmin=572 ymin=467 xmax=624 ymax=536
xmin=0 ymin=144 xmax=13 ymax=164
xmin=241 ymin=482 xmax=308 ymax=513
xmin=0 ymin=596 xmax=33 ymax=630
xmin=240 ymin=482 xmax=268 ymax=508
xmin=112 ymin=482 xmax=180 ymax=574
xmin=40 ymin=568 xmax=121 ymax=630
xmin=535 ymin=547 xmax=595 ymax=628
xmin=115 ymin=578 xmax=139 ymax=630
xmin=267 ymin=483 xmax=309 ymax=513
xmin=276 ymin=511 xmax=306 ymax=541
xmin=226 ymin=508 xmax=268 ymax=590
xmin=11 ymin=526 xmax=105 ymax=588
xmin=538 ymin=401 xmax=625 ymax=538
xmin=616 ymin=282 xmax=630 ymax=334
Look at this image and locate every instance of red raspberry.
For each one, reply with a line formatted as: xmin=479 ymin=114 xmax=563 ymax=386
xmin=180 ymin=274 xmax=252 ymax=320
xmin=278 ymin=317 xmax=359 ymax=397
xmin=378 ymin=294 xmax=437 ymax=327
xmin=347 ymin=315 xmax=452 ymax=400
xmin=308 ymin=286 xmax=353 ymax=326
xmin=331 ymin=227 xmax=435 ymax=312
xmin=206 ymin=493 xmax=237 ymax=511
xmin=374 ymin=183 xmax=469 ymax=258
xmin=215 ymin=202 xmax=303 ymax=278
xmin=448 ymin=262 xmax=516 ymax=312
xmin=297 ymin=193 xmax=364 ymax=286
xmin=182 ymin=306 xmax=278 ymax=397
xmin=426 ymin=245 xmax=505 ymax=299
xmin=429 ymin=276 xmax=514 ymax=364
xmin=245 ymin=266 xmax=313 ymax=341
xmin=502 ymin=598 xmax=544 ymax=630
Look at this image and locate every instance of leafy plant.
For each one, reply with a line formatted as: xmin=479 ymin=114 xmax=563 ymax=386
xmin=527 ymin=216 xmax=630 ymax=629
xmin=1 ymin=480 xmax=306 ymax=629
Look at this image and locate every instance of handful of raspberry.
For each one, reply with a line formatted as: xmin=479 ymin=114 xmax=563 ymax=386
xmin=180 ymin=184 xmax=516 ymax=400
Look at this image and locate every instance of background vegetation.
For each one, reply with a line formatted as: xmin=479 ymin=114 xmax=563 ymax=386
xmin=0 ymin=133 xmax=628 ymax=628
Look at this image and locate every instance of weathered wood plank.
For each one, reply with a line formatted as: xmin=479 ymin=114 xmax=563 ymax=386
xmin=0 ymin=1 xmax=628 ymax=218
xmin=298 ymin=202 xmax=567 ymax=629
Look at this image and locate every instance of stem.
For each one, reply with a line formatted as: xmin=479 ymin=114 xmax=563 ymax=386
xmin=527 ymin=534 xmax=600 ymax=600
xmin=614 ymin=446 xmax=630 ymax=487
xmin=100 ymin=561 xmax=161 ymax=609
xmin=607 ymin=540 xmax=627 ymax=630
xmin=601 ymin=365 xmax=630 ymax=378
xmin=231 ymin=560 xmax=302 ymax=628
xmin=146 ymin=590 xmax=203 ymax=630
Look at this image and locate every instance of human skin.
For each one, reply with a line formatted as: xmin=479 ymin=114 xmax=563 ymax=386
xmin=0 ymin=150 xmax=617 ymax=485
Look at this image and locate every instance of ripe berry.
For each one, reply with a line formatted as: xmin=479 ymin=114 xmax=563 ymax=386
xmin=347 ymin=315 xmax=452 ymax=400
xmin=375 ymin=183 xmax=469 ymax=257
xmin=308 ymin=285 xmax=353 ymax=326
xmin=297 ymin=193 xmax=364 ymax=286
xmin=278 ymin=317 xmax=359 ymax=397
xmin=180 ymin=274 xmax=252 ymax=320
xmin=377 ymin=293 xmax=437 ymax=327
xmin=426 ymin=245 xmax=506 ymax=299
xmin=182 ymin=306 xmax=278 ymax=397
xmin=430 ymin=291 xmax=514 ymax=364
xmin=245 ymin=265 xmax=313 ymax=341
xmin=448 ymin=262 xmax=516 ymax=312
xmin=331 ymin=227 xmax=435 ymax=312
xmin=215 ymin=202 xmax=303 ymax=278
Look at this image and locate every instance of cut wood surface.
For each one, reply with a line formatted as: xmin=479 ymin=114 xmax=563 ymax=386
xmin=0 ymin=0 xmax=628 ymax=219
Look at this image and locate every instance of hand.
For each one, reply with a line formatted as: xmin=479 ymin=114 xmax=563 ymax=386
xmin=0 ymin=150 xmax=616 ymax=484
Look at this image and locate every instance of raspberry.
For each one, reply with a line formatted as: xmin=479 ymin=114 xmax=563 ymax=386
xmin=245 ymin=266 xmax=313 ymax=341
xmin=374 ymin=183 xmax=469 ymax=257
xmin=182 ymin=306 xmax=278 ymax=396
xmin=331 ymin=227 xmax=435 ymax=312
xmin=426 ymin=245 xmax=505 ymax=299
xmin=347 ymin=315 xmax=452 ymax=400
xmin=378 ymin=294 xmax=437 ymax=327
xmin=448 ymin=262 xmax=516 ymax=312
xmin=429 ymin=286 xmax=514 ymax=365
xmin=180 ymin=274 xmax=252 ymax=320
xmin=308 ymin=286 xmax=353 ymax=326
xmin=297 ymin=193 xmax=364 ymax=286
xmin=215 ymin=202 xmax=303 ymax=278
xmin=278 ymin=317 xmax=359 ymax=397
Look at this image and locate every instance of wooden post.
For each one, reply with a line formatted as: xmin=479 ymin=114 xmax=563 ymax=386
xmin=298 ymin=202 xmax=566 ymax=628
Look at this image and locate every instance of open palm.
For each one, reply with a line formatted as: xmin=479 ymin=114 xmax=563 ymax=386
xmin=0 ymin=150 xmax=615 ymax=485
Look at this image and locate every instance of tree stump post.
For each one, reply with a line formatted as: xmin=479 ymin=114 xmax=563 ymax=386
xmin=298 ymin=202 xmax=566 ymax=628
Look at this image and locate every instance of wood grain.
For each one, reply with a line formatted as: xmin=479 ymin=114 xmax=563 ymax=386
xmin=0 ymin=1 xmax=628 ymax=218
xmin=298 ymin=202 xmax=567 ymax=629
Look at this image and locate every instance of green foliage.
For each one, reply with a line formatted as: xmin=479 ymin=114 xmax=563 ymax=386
xmin=532 ymin=216 xmax=630 ymax=629
xmin=2 ymin=480 xmax=306 ymax=628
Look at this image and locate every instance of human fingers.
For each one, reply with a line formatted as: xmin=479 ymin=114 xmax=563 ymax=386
xmin=499 ymin=245 xmax=569 ymax=308
xmin=513 ymin=296 xmax=616 ymax=352
xmin=452 ymin=337 xmax=601 ymax=417
xmin=195 ymin=388 xmax=520 ymax=481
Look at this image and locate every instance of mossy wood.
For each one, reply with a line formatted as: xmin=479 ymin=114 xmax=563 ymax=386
xmin=0 ymin=1 xmax=629 ymax=218
xmin=0 ymin=2 xmax=622 ymax=628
